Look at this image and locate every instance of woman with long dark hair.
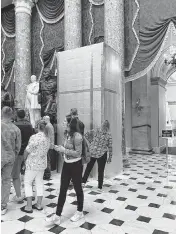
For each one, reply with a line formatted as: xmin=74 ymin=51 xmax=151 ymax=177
xmin=82 ymin=120 xmax=112 ymax=192
xmin=46 ymin=117 xmax=84 ymax=225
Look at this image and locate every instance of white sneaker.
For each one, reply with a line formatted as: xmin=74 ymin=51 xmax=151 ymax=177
xmin=45 ymin=213 xmax=61 ymax=225
xmin=12 ymin=195 xmax=24 ymax=203
xmin=1 ymin=207 xmax=7 ymax=215
xmin=97 ymin=188 xmax=103 ymax=193
xmin=70 ymin=211 xmax=84 ymax=222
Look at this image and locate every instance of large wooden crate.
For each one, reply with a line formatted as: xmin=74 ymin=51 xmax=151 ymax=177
xmin=56 ymin=42 xmax=122 ymax=178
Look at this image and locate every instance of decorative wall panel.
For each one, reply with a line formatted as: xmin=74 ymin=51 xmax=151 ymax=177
xmin=82 ymin=0 xmax=104 ymax=46
xmin=3 ymin=36 xmax=15 ymax=83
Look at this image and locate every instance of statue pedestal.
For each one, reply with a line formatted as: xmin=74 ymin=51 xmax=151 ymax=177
xmin=57 ymin=42 xmax=123 ymax=178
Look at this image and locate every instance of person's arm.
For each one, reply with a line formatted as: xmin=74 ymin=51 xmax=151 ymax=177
xmin=25 ymin=135 xmax=36 ymax=154
xmin=23 ymin=150 xmax=29 ymax=162
xmin=30 ymin=83 xmax=39 ymax=95
xmin=58 ymin=133 xmax=83 ymax=158
xmin=84 ymin=129 xmax=95 ymax=143
xmin=15 ymin=128 xmax=21 ymax=156
xmin=107 ymin=133 xmax=113 ymax=163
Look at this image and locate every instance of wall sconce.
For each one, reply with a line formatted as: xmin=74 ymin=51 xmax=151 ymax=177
xmin=135 ymin=98 xmax=144 ymax=116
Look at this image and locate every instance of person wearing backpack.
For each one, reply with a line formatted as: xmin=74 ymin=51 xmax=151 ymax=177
xmin=82 ymin=120 xmax=112 ymax=192
xmin=46 ymin=117 xmax=84 ymax=225
xmin=70 ymin=108 xmax=85 ymax=135
xmin=69 ymin=108 xmax=90 ymax=172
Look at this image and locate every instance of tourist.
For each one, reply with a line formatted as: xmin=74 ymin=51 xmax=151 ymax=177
xmin=1 ymin=83 xmax=14 ymax=109
xmin=11 ymin=109 xmax=33 ymax=203
xmin=46 ymin=118 xmax=84 ymax=225
xmin=82 ymin=120 xmax=112 ymax=192
xmin=69 ymin=109 xmax=85 ymax=185
xmin=70 ymin=108 xmax=85 ymax=135
xmin=43 ymin=115 xmax=55 ymax=180
xmin=21 ymin=120 xmax=50 ymax=213
xmin=1 ymin=107 xmax=21 ymax=215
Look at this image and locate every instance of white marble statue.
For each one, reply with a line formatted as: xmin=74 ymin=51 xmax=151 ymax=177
xmin=25 ymin=75 xmax=41 ymax=128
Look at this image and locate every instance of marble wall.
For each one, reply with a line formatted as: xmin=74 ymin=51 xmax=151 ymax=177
xmin=150 ymin=77 xmax=167 ymax=153
xmin=125 ymin=81 xmax=132 ymax=152
xmin=159 ymin=84 xmax=166 ymax=149
xmin=166 ymin=84 xmax=176 ymax=132
xmin=131 ymin=74 xmax=152 ymax=153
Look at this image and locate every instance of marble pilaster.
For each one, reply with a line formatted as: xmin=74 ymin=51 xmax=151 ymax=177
xmin=130 ymin=75 xmax=153 ymax=155
xmin=104 ymin=0 xmax=124 ymax=60
xmin=104 ymin=0 xmax=126 ymax=159
xmin=64 ymin=0 xmax=82 ymax=50
xmin=151 ymin=77 xmax=167 ymax=153
xmin=13 ymin=0 xmax=35 ymax=108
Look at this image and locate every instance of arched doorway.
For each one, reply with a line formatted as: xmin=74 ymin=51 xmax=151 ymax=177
xmin=150 ymin=45 xmax=176 ymax=153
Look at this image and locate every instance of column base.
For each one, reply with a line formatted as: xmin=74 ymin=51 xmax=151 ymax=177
xmin=153 ymin=146 xmax=165 ymax=154
xmin=129 ymin=149 xmax=154 ymax=155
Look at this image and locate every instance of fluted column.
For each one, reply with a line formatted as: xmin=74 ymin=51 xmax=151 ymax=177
xmin=104 ymin=0 xmax=126 ymax=158
xmin=13 ymin=0 xmax=35 ymax=108
xmin=64 ymin=0 xmax=82 ymax=50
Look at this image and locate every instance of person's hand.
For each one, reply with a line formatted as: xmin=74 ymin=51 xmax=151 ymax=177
xmin=59 ymin=146 xmax=66 ymax=153
xmin=53 ymin=145 xmax=61 ymax=152
xmin=50 ymin=143 xmax=54 ymax=149
xmin=107 ymin=157 xmax=112 ymax=164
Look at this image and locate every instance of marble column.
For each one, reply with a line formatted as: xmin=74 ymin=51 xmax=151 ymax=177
xmin=64 ymin=0 xmax=82 ymax=50
xmin=13 ymin=0 xmax=35 ymax=108
xmin=104 ymin=0 xmax=127 ymax=163
xmin=151 ymin=77 xmax=167 ymax=153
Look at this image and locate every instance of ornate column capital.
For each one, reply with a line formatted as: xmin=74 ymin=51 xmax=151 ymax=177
xmin=13 ymin=0 xmax=38 ymax=15
xmin=151 ymin=77 xmax=167 ymax=88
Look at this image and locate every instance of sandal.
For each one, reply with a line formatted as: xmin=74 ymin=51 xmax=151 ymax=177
xmin=32 ymin=204 xmax=43 ymax=211
xmin=21 ymin=206 xmax=33 ymax=213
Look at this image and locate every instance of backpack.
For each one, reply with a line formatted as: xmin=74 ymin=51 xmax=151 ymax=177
xmin=73 ymin=135 xmax=91 ymax=165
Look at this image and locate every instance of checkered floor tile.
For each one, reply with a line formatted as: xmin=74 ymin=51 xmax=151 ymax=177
xmin=1 ymin=153 xmax=176 ymax=234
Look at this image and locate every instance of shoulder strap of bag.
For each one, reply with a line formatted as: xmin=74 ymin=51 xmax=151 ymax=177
xmin=72 ymin=133 xmax=75 ymax=150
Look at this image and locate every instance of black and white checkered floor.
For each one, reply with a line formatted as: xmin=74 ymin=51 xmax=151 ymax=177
xmin=1 ymin=153 xmax=176 ymax=234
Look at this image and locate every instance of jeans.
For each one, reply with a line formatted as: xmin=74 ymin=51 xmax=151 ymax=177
xmin=24 ymin=170 xmax=44 ymax=197
xmin=1 ymin=161 xmax=14 ymax=208
xmin=82 ymin=152 xmax=107 ymax=189
xmin=56 ymin=159 xmax=84 ymax=216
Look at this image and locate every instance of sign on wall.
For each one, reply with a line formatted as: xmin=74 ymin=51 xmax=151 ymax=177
xmin=162 ymin=130 xmax=172 ymax=138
